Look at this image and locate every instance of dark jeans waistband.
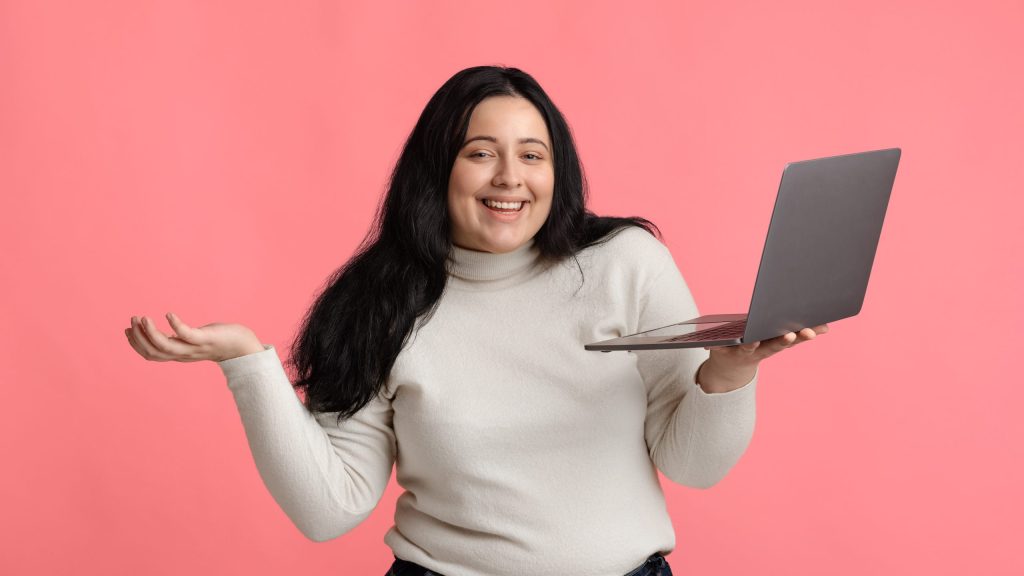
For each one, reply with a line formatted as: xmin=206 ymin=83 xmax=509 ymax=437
xmin=386 ymin=552 xmax=672 ymax=576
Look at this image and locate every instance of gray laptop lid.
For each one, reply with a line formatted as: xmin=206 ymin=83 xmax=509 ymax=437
xmin=741 ymin=148 xmax=901 ymax=343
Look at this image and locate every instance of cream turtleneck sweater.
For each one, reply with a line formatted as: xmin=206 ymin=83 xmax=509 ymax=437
xmin=217 ymin=227 xmax=757 ymax=576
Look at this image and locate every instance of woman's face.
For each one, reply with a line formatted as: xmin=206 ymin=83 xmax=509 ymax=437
xmin=448 ymin=95 xmax=554 ymax=254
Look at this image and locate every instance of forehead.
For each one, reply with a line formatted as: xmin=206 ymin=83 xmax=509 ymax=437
xmin=466 ymin=96 xmax=549 ymax=138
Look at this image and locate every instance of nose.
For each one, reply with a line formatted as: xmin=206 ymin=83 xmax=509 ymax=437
xmin=492 ymin=158 xmax=523 ymax=189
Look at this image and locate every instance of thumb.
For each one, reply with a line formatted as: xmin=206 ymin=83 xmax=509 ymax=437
xmin=166 ymin=312 xmax=201 ymax=344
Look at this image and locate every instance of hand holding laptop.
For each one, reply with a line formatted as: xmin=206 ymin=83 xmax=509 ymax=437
xmin=696 ymin=324 xmax=829 ymax=394
xmin=585 ymin=148 xmax=900 ymax=353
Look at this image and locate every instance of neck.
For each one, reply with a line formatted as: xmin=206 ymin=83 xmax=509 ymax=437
xmin=447 ymin=240 xmax=541 ymax=282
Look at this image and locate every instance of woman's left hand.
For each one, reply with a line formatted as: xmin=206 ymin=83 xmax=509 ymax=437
xmin=696 ymin=324 xmax=829 ymax=393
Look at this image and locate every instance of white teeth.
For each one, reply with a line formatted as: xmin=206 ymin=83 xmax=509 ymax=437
xmin=483 ymin=199 xmax=524 ymax=210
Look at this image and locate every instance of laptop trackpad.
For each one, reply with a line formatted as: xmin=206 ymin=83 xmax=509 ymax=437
xmin=676 ymin=313 xmax=747 ymax=325
xmin=634 ymin=314 xmax=747 ymax=339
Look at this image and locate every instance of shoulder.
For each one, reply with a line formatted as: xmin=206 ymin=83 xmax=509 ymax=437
xmin=570 ymin=225 xmax=677 ymax=293
xmin=579 ymin=225 xmax=672 ymax=268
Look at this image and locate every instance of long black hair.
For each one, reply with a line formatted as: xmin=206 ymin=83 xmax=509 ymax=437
xmin=289 ymin=66 xmax=658 ymax=422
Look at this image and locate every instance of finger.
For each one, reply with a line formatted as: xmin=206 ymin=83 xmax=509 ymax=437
xmin=761 ymin=332 xmax=798 ymax=356
xmin=813 ymin=324 xmax=829 ymax=334
xmin=798 ymin=327 xmax=817 ymax=341
xmin=739 ymin=341 xmax=760 ymax=353
xmin=125 ymin=326 xmax=148 ymax=358
xmin=166 ymin=312 xmax=204 ymax=345
xmin=133 ymin=316 xmax=175 ymax=360
xmin=129 ymin=316 xmax=170 ymax=360
xmin=139 ymin=315 xmax=195 ymax=357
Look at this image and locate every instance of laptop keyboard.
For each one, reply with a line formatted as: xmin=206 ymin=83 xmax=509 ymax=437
xmin=663 ymin=320 xmax=746 ymax=343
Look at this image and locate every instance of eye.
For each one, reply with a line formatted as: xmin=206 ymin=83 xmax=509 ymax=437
xmin=523 ymin=153 xmax=543 ymax=161
xmin=469 ymin=151 xmax=490 ymax=158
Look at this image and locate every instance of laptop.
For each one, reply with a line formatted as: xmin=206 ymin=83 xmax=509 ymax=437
xmin=584 ymin=148 xmax=902 ymax=351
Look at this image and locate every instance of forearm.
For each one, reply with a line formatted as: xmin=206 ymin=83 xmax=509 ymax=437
xmin=651 ymin=372 xmax=757 ymax=489
xmin=218 ymin=346 xmax=385 ymax=541
xmin=697 ymin=357 xmax=758 ymax=394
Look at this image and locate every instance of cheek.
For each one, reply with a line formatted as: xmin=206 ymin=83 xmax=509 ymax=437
xmin=532 ymin=172 xmax=555 ymax=207
xmin=534 ymin=198 xmax=553 ymax=225
xmin=537 ymin=167 xmax=555 ymax=196
xmin=447 ymin=171 xmax=481 ymax=232
xmin=447 ymin=169 xmax=472 ymax=210
xmin=446 ymin=191 xmax=471 ymax=232
xmin=449 ymin=162 xmax=488 ymax=198
xmin=531 ymin=187 xmax=554 ymax=227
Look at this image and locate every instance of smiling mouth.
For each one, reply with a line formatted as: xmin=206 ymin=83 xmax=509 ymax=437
xmin=481 ymin=199 xmax=527 ymax=213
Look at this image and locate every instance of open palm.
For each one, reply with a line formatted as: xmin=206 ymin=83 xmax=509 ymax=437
xmin=124 ymin=312 xmax=263 ymax=363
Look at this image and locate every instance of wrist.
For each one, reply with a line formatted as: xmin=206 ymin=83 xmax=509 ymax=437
xmin=221 ymin=339 xmax=266 ymax=361
xmin=697 ymin=358 xmax=757 ymax=393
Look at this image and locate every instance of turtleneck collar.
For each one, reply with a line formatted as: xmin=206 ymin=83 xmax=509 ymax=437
xmin=447 ymin=239 xmax=542 ymax=282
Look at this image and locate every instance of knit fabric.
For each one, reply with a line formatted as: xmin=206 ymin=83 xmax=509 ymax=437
xmin=218 ymin=227 xmax=757 ymax=576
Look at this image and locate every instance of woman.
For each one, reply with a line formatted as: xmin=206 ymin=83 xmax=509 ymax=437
xmin=125 ymin=66 xmax=825 ymax=576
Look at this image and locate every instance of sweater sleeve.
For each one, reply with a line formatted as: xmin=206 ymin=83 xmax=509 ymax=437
xmin=217 ymin=344 xmax=396 ymax=541
xmin=635 ymin=241 xmax=757 ymax=489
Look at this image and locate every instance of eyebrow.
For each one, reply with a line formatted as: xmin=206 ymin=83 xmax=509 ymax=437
xmin=462 ymin=135 xmax=550 ymax=151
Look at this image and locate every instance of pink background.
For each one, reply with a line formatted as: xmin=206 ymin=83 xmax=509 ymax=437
xmin=2 ymin=1 xmax=1022 ymax=574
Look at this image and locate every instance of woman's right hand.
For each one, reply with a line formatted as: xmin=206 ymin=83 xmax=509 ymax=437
xmin=124 ymin=312 xmax=266 ymax=363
